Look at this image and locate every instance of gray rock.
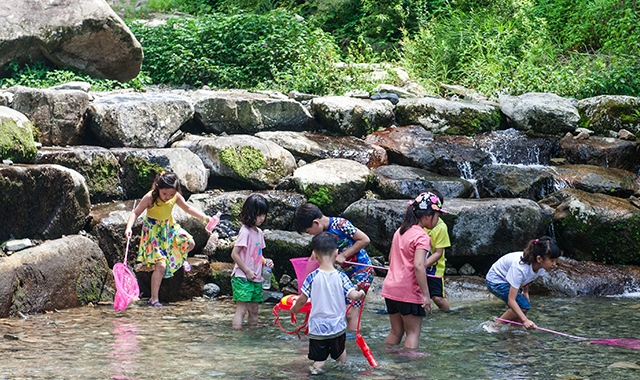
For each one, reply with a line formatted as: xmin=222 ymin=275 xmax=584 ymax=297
xmin=0 ymin=235 xmax=112 ymax=318
xmin=375 ymin=84 xmax=413 ymax=99
xmin=172 ymin=134 xmax=296 ymax=189
xmin=0 ymin=164 xmax=90 ymax=242
xmin=311 ymin=96 xmax=394 ymax=136
xmin=546 ymin=164 xmax=640 ymax=198
xmin=499 ymin=92 xmax=579 ymax=135
xmin=458 ymin=263 xmax=476 ymax=275
xmin=190 ymin=90 xmax=313 ymax=134
xmin=4 ymin=239 xmax=33 ymax=252
xmin=472 ymin=128 xmax=559 ymax=166
xmin=88 ymin=93 xmax=194 ymax=148
xmin=49 ymin=82 xmax=92 ymax=93
xmin=263 ymin=291 xmax=283 ymax=303
xmin=0 ymin=0 xmax=142 ymax=82
xmin=396 ymin=97 xmax=501 ymax=135
xmin=558 ymin=134 xmax=640 ymax=173
xmin=255 ymin=131 xmax=387 ymax=169
xmin=577 ymin=95 xmax=640 ymax=135
xmin=10 ymin=86 xmax=90 ymax=146
xmin=476 ymin=164 xmax=556 ymax=201
xmin=203 ymin=283 xmax=220 ymax=298
xmin=373 ymin=165 xmax=474 ymax=199
xmin=293 ymin=158 xmax=372 ymax=215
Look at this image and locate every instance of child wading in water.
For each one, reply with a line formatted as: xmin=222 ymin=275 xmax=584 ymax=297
xmin=483 ymin=236 xmax=560 ymax=332
xmin=125 ymin=172 xmax=211 ymax=307
xmin=291 ymin=232 xmax=365 ymax=375
xmin=421 ymin=190 xmax=451 ymax=311
xmin=382 ymin=192 xmax=439 ymax=349
xmin=294 ymin=203 xmax=374 ymax=338
xmin=231 ymin=194 xmax=273 ymax=329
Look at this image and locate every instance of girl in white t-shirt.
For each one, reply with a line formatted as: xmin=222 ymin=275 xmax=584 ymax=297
xmin=483 ymin=236 xmax=560 ymax=333
xmin=230 ymin=194 xmax=273 ymax=329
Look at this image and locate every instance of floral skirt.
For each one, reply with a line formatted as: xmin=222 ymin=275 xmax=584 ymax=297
xmin=137 ymin=217 xmax=192 ymax=278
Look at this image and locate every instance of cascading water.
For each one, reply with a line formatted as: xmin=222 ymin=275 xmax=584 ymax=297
xmin=457 ymin=160 xmax=480 ymax=198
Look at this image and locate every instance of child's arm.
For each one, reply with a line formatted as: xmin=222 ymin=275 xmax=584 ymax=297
xmin=425 ymin=247 xmax=444 ymax=268
xmin=507 ymin=286 xmax=536 ymax=330
xmin=230 ymin=245 xmax=257 ymax=281
xmin=335 ymin=229 xmax=370 ymax=264
xmin=124 ymin=192 xmax=152 ymax=238
xmin=347 ymin=289 xmax=365 ymax=301
xmin=175 ymin=193 xmax=209 ymax=224
xmin=521 ymin=284 xmax=530 ymax=301
xmin=414 ymin=248 xmax=432 ymax=313
xmin=290 ymin=293 xmax=308 ymax=313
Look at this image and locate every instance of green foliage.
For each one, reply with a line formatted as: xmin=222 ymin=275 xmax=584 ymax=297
xmin=0 ymin=59 xmax=151 ymax=91
xmin=308 ymin=186 xmax=334 ymax=209
xmin=218 ymin=146 xmax=265 ymax=178
xmin=127 ymin=10 xmax=346 ymax=92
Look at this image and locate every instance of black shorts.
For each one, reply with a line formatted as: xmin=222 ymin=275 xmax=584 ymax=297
xmin=427 ymin=276 xmax=445 ymax=298
xmin=308 ymin=333 xmax=346 ymax=362
xmin=385 ymin=298 xmax=426 ymax=317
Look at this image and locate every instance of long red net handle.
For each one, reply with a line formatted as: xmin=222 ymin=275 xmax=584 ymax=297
xmin=123 ymin=200 xmax=137 ymax=264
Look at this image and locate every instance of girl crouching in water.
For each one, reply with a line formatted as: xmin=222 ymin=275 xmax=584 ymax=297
xmin=483 ymin=236 xmax=560 ymax=332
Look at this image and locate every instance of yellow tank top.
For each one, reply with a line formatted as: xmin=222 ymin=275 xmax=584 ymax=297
xmin=146 ymin=195 xmax=176 ymax=220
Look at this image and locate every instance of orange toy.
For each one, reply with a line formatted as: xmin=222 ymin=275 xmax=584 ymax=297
xmin=272 ymin=295 xmax=312 ymax=338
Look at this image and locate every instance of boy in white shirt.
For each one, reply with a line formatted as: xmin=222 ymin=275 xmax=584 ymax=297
xmin=291 ymin=232 xmax=365 ymax=374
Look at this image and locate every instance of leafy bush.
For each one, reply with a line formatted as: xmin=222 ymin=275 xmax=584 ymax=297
xmin=0 ymin=60 xmax=150 ymax=91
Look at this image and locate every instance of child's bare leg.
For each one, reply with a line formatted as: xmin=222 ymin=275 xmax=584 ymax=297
xmin=385 ymin=313 xmax=405 ymax=345
xmin=346 ymin=305 xmax=360 ymax=332
xmin=400 ymin=314 xmax=423 ymax=349
xmin=232 ymin=301 xmax=248 ymax=329
xmin=496 ymin=308 xmax=528 ymax=326
xmin=335 ymin=349 xmax=347 ymax=364
xmin=246 ymin=302 xmax=259 ymax=325
xmin=432 ymin=296 xmax=450 ymax=311
xmin=310 ymin=360 xmax=326 ymax=373
xmin=150 ymin=261 xmax=166 ymax=304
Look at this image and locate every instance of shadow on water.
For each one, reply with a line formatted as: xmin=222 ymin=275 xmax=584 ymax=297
xmin=0 ymin=295 xmax=639 ymax=379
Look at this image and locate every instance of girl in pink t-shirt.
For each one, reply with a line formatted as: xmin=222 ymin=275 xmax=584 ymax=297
xmin=230 ymin=194 xmax=273 ymax=329
xmin=382 ymin=192 xmax=446 ymax=349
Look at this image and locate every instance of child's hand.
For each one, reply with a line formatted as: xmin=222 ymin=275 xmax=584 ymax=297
xmin=523 ymin=319 xmax=537 ymax=330
xmin=125 ymin=227 xmax=132 ymax=239
xmin=335 ymin=254 xmax=346 ymax=265
xmin=246 ymin=270 xmax=257 ymax=281
xmin=422 ymin=294 xmax=432 ymax=314
xmin=264 ymin=258 xmax=274 ymax=268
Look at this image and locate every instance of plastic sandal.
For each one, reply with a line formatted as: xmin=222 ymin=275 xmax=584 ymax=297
xmin=148 ymin=300 xmax=164 ymax=307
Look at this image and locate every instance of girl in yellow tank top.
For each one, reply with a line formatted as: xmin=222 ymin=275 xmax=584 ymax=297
xmin=124 ymin=172 xmax=212 ymax=307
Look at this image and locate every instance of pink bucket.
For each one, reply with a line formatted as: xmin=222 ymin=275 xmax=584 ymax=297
xmin=290 ymin=257 xmax=319 ymax=295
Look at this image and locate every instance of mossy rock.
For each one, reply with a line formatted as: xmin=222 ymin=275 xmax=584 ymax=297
xmin=0 ymin=119 xmax=37 ymax=164
xmin=219 ymin=145 xmax=266 ymax=179
xmin=121 ymin=156 xmax=166 ymax=199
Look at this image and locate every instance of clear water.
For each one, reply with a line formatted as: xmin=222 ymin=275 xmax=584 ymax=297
xmin=1 ymin=296 xmax=639 ymax=380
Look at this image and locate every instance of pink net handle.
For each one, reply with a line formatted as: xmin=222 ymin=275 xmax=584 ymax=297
xmin=290 ymin=257 xmax=319 ymax=295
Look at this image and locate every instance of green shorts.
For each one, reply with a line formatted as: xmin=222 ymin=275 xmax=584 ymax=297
xmin=231 ymin=276 xmax=263 ymax=302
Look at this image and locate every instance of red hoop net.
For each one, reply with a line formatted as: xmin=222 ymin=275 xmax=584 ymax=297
xmin=113 ymin=263 xmax=140 ymax=311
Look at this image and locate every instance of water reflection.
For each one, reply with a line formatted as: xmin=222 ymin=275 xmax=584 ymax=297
xmin=109 ymin=319 xmax=140 ymax=380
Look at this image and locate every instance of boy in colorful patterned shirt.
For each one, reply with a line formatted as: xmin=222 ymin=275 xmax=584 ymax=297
xmin=294 ymin=203 xmax=374 ymax=337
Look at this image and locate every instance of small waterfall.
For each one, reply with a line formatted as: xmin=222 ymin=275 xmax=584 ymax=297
xmin=457 ymin=161 xmax=480 ymax=198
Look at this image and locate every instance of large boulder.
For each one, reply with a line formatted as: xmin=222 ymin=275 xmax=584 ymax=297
xmin=373 ymin=165 xmax=475 ymax=199
xmin=0 ymin=0 xmax=142 ymax=82
xmin=365 ymin=125 xmax=493 ymax=177
xmin=0 ymin=106 xmax=38 ymax=163
xmin=255 ymin=131 xmax=388 ymax=169
xmin=135 ymin=257 xmax=212 ymax=302
xmin=87 ymin=92 xmax=194 ymax=148
xmin=548 ymin=164 xmax=640 ymax=198
xmin=172 ymin=134 xmax=296 ymax=189
xmin=190 ymin=90 xmax=313 ymax=134
xmin=558 ymin=134 xmax=640 ymax=173
xmin=343 ymin=198 xmax=551 ymax=272
xmin=10 ymin=86 xmax=90 ymax=146
xmin=475 ymin=164 xmax=556 ymax=201
xmin=499 ymin=92 xmax=580 ymax=135
xmin=577 ymin=95 xmax=640 ymax=135
xmin=311 ymin=96 xmax=394 ymax=137
xmin=36 ymin=146 xmax=123 ymax=204
xmin=539 ymin=188 xmax=640 ymax=265
xmin=0 ymin=164 xmax=90 ymax=242
xmin=292 ymin=158 xmax=372 ymax=215
xmin=110 ymin=147 xmax=208 ymax=199
xmin=262 ymin=229 xmax=313 ymax=281
xmin=0 ymin=235 xmax=113 ymax=318
xmin=395 ymin=97 xmax=501 ymax=135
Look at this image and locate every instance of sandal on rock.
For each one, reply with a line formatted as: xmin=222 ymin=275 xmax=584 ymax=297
xmin=148 ymin=301 xmax=164 ymax=307
xmin=183 ymin=260 xmax=191 ymax=272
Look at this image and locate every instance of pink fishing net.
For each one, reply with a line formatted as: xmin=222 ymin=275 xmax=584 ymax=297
xmin=290 ymin=257 xmax=319 ymax=294
xmin=590 ymin=338 xmax=640 ymax=349
xmin=113 ymin=263 xmax=140 ymax=311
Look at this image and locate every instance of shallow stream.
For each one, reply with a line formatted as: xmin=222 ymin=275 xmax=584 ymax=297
xmin=1 ymin=294 xmax=639 ymax=379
